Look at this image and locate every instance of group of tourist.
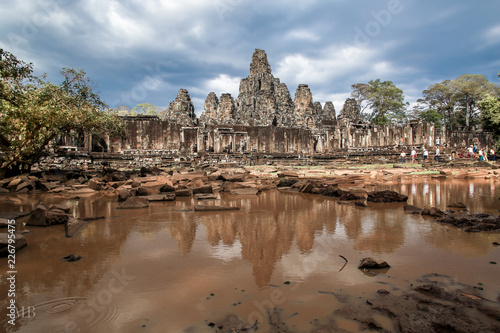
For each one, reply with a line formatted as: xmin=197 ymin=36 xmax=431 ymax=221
xmin=466 ymin=145 xmax=496 ymax=161
xmin=400 ymin=146 xmax=439 ymax=163
xmin=400 ymin=144 xmax=496 ymax=164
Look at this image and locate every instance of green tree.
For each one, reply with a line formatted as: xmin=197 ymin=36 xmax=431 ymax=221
xmin=131 ymin=103 xmax=158 ymax=116
xmin=478 ymin=95 xmax=500 ymax=150
xmin=450 ymin=74 xmax=499 ymax=127
xmin=416 ymin=109 xmax=444 ymax=127
xmin=419 ymin=80 xmax=456 ymax=126
xmin=0 ymin=49 xmax=124 ymax=178
xmin=351 ymin=79 xmax=408 ymax=125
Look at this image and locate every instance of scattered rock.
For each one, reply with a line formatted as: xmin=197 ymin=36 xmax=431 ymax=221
xmin=447 ymin=202 xmax=467 ymax=209
xmin=16 ymin=180 xmax=35 ymax=192
xmin=339 ymin=192 xmax=363 ymax=201
xmin=320 ymin=187 xmax=345 ymax=197
xmin=230 ymin=188 xmax=259 ymax=196
xmin=404 ymin=205 xmax=423 ymax=214
xmin=117 ymin=197 xmax=149 ymax=209
xmin=421 ymin=207 xmax=446 ymax=217
xmin=277 ymin=178 xmax=299 ymax=187
xmin=61 ymin=254 xmax=82 ymax=262
xmin=194 ymin=193 xmax=217 ymax=200
xmin=367 ymin=190 xmax=408 ymax=203
xmin=117 ymin=189 xmax=133 ymax=202
xmin=194 ymin=205 xmax=240 ymax=211
xmin=192 ymin=184 xmax=213 ymax=194
xmin=277 ymin=171 xmax=299 ymax=178
xmin=299 ymin=182 xmax=314 ymax=193
xmin=26 ymin=204 xmax=70 ymax=227
xmin=358 ymin=257 xmax=391 ymax=269
xmin=0 ymin=233 xmax=27 ymax=257
xmin=435 ymin=212 xmax=500 ymax=232
xmin=159 ymin=183 xmax=175 ymax=192
xmin=220 ymin=173 xmax=246 ymax=182
xmin=136 ymin=186 xmax=155 ymax=196
xmin=145 ymin=193 xmax=176 ymax=202
xmin=175 ymin=189 xmax=192 ymax=197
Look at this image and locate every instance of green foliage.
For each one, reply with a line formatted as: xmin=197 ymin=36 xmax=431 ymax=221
xmin=478 ymin=95 xmax=500 ymax=150
xmin=420 ymin=74 xmax=499 ymax=128
xmin=450 ymin=74 xmax=498 ymax=127
xmin=418 ymin=109 xmax=444 ymax=127
xmin=0 ymin=49 xmax=124 ymax=177
xmin=351 ymin=79 xmax=407 ymax=124
xmin=131 ymin=103 xmax=158 ymax=116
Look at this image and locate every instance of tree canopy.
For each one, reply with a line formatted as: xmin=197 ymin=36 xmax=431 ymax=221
xmin=0 ymin=49 xmax=124 ymax=178
xmin=351 ymin=79 xmax=408 ymax=125
xmin=415 ymin=74 xmax=499 ymax=128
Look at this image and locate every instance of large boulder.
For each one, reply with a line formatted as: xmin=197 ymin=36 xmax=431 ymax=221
xmin=192 ymin=184 xmax=213 ymax=194
xmin=421 ymin=207 xmax=446 ymax=217
xmin=117 ymin=197 xmax=149 ymax=209
xmin=0 ymin=233 xmax=27 ymax=257
xmin=358 ymin=257 xmax=391 ymax=269
xmin=26 ymin=204 xmax=70 ymax=226
xmin=320 ymin=187 xmax=345 ymax=197
xmin=367 ymin=190 xmax=408 ymax=203
xmin=220 ymin=173 xmax=246 ymax=182
xmin=339 ymin=192 xmax=363 ymax=201
xmin=16 ymin=180 xmax=36 ymax=192
xmin=117 ymin=189 xmax=133 ymax=202
xmin=404 ymin=205 xmax=423 ymax=214
xmin=159 ymin=183 xmax=175 ymax=192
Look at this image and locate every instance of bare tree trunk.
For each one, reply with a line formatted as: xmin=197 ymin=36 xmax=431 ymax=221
xmin=465 ymin=102 xmax=470 ymax=127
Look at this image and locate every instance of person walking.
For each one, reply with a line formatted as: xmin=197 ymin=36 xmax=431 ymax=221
xmin=434 ymin=146 xmax=440 ymax=162
xmin=468 ymin=145 xmax=474 ymax=158
xmin=423 ymin=148 xmax=429 ymax=161
xmin=478 ymin=148 xmax=484 ymax=162
xmin=411 ymin=147 xmax=416 ymax=163
xmin=400 ymin=150 xmax=406 ymax=163
xmin=489 ymin=148 xmax=496 ymax=161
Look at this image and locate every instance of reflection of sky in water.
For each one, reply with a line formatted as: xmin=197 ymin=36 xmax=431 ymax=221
xmin=209 ymin=239 xmax=242 ymax=262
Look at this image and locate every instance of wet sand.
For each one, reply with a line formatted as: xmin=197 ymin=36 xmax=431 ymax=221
xmin=0 ymin=176 xmax=499 ymax=332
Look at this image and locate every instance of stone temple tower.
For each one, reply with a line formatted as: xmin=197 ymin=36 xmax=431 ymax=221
xmin=233 ymin=49 xmax=294 ymax=126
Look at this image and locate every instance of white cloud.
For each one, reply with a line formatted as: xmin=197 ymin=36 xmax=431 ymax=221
xmin=485 ymin=25 xmax=500 ymax=43
xmin=285 ymin=29 xmax=321 ymax=41
xmin=202 ymin=74 xmax=241 ymax=97
xmin=275 ymin=45 xmax=378 ymax=86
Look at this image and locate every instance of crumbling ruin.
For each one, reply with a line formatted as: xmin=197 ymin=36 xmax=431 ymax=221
xmin=63 ymin=49 xmax=492 ymax=160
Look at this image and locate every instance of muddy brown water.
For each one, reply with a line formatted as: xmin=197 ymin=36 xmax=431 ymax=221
xmin=0 ymin=178 xmax=499 ymax=332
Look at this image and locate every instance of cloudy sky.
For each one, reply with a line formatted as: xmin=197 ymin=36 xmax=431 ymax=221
xmin=1 ymin=0 xmax=499 ymax=116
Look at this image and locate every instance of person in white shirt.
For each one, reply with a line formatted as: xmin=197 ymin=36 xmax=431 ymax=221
xmin=400 ymin=150 xmax=406 ymax=163
xmin=434 ymin=146 xmax=440 ymax=162
xmin=423 ymin=148 xmax=429 ymax=161
xmin=411 ymin=148 xmax=416 ymax=163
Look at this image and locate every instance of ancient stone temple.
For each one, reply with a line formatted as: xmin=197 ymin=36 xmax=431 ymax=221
xmin=200 ymin=49 xmax=336 ymax=129
xmin=80 ymin=49 xmax=493 ymax=156
xmin=163 ymin=88 xmax=197 ymax=126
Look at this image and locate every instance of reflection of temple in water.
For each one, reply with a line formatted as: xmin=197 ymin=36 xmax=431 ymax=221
xmin=161 ymin=180 xmax=498 ymax=287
